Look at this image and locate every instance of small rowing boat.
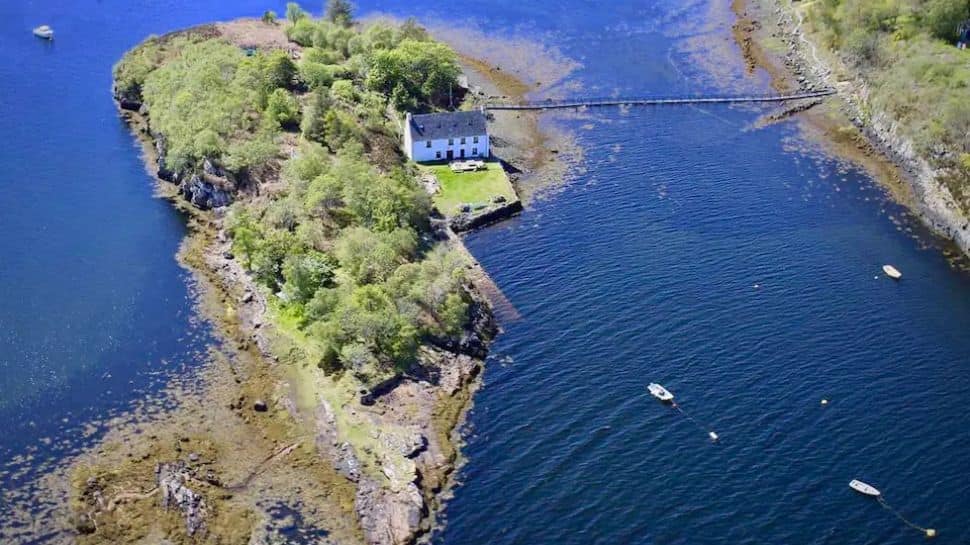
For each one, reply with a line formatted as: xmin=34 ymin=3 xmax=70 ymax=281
xmin=882 ymin=265 xmax=902 ymax=280
xmin=849 ymin=479 xmax=881 ymax=497
xmin=33 ymin=25 xmax=54 ymax=40
xmin=647 ymin=383 xmax=674 ymax=402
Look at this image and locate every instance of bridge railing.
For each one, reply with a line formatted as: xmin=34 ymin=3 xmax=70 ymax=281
xmin=484 ymin=89 xmax=836 ymax=110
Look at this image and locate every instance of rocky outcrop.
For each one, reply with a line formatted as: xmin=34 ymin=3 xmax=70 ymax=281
xmin=426 ymin=295 xmax=497 ymax=359
xmin=860 ymin=103 xmax=970 ymax=253
xmin=112 ymin=84 xmax=143 ymax=112
xmin=156 ymin=461 xmax=208 ymax=537
xmin=356 ymin=478 xmax=425 ymax=545
xmin=116 ymin=98 xmax=236 ymax=211
xmin=179 ymin=173 xmax=233 ymax=210
xmin=767 ymin=1 xmax=970 ymax=255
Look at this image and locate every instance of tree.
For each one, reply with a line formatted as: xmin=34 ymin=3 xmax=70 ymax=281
xmin=226 ymin=208 xmax=262 ymax=267
xmin=322 ymin=109 xmax=360 ymax=150
xmin=366 ymin=39 xmax=461 ymax=111
xmin=249 ymin=229 xmax=299 ymax=290
xmin=265 ymin=88 xmax=300 ymax=128
xmin=262 ymin=10 xmax=278 ymax=24
xmin=285 ymin=2 xmax=307 ymax=23
xmin=334 ymin=227 xmax=416 ymax=284
xmin=398 ymin=18 xmax=429 ymax=42
xmin=223 ymin=128 xmax=279 ymax=172
xmin=283 ymin=251 xmax=336 ymax=303
xmin=301 ymin=91 xmax=333 ymax=141
xmin=924 ymin=0 xmax=970 ymax=41
xmin=325 ymin=0 xmax=355 ymax=27
xmin=330 ymin=79 xmax=357 ymax=103
xmin=299 ymin=60 xmax=335 ymax=89
xmin=287 ymin=18 xmax=316 ymax=46
xmin=264 ymin=50 xmax=298 ymax=90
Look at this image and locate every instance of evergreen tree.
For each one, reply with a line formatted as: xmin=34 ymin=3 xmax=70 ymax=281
xmin=325 ymin=0 xmax=354 ymax=27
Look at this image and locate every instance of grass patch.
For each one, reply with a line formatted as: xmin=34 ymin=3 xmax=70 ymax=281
xmin=420 ymin=160 xmax=517 ymax=215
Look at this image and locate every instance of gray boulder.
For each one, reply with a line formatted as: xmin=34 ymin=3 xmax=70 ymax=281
xmin=179 ymin=175 xmax=232 ymax=210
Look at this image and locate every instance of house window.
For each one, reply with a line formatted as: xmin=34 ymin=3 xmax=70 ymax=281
xmin=435 ymin=151 xmax=441 ymax=159
xmin=460 ymin=137 xmax=466 ymax=144
xmin=426 ymin=140 xmax=431 ymax=148
xmin=448 ymin=138 xmax=454 ymax=145
xmin=472 ymin=148 xmax=479 ymax=156
xmin=473 ymin=136 xmax=479 ymax=144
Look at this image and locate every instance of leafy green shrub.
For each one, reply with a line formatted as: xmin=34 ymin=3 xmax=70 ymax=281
xmin=286 ymin=18 xmax=316 ymax=46
xmin=330 ymin=79 xmax=358 ymax=103
xmin=285 ymin=2 xmax=307 ymax=23
xmin=265 ymin=88 xmax=300 ymax=128
xmin=113 ymin=37 xmax=164 ymax=100
xmin=299 ymin=61 xmax=335 ymax=89
xmin=283 ymin=251 xmax=336 ymax=303
xmin=925 ymin=0 xmax=970 ymax=40
xmin=366 ymin=39 xmax=462 ymax=111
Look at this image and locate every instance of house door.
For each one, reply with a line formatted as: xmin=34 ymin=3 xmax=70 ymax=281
xmin=446 ymin=150 xmax=454 ymax=160
xmin=460 ymin=149 xmax=466 ymax=158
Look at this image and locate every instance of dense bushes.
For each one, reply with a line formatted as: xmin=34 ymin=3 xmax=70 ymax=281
xmin=226 ymin=144 xmax=468 ymax=383
xmin=808 ymin=0 xmax=970 ymax=209
xmin=366 ymin=40 xmax=462 ymax=111
xmin=118 ymin=7 xmax=474 ymax=383
xmin=136 ymin=40 xmax=297 ymax=173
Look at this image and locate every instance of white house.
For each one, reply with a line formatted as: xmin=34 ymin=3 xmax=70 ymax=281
xmin=403 ymin=109 xmax=490 ymax=163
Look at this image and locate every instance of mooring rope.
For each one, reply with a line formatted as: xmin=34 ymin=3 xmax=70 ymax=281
xmin=877 ymin=496 xmax=935 ymax=537
xmin=671 ymin=402 xmax=718 ymax=441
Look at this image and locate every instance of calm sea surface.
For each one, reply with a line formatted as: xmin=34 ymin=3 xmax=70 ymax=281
xmin=2 ymin=1 xmax=968 ymax=543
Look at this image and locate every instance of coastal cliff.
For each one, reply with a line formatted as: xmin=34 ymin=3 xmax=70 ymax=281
xmin=734 ymin=0 xmax=970 ymax=256
xmin=72 ymin=12 xmax=502 ymax=545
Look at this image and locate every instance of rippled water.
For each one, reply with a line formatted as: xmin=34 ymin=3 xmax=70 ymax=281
xmin=1 ymin=0 xmax=968 ymax=543
xmin=429 ymin=2 xmax=970 ymax=545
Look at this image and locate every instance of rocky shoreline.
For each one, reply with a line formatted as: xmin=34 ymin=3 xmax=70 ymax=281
xmin=733 ymin=0 xmax=970 ymax=257
xmin=60 ymin=18 xmax=575 ymax=545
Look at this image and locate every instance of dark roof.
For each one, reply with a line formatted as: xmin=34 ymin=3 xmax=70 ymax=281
xmin=408 ymin=110 xmax=487 ymax=141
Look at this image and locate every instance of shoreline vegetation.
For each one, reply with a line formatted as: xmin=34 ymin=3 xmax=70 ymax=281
xmin=732 ymin=0 xmax=970 ymax=259
xmin=65 ymin=4 xmax=570 ymax=544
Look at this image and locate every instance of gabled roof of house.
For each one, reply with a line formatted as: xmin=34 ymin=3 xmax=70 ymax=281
xmin=408 ymin=110 xmax=487 ymax=141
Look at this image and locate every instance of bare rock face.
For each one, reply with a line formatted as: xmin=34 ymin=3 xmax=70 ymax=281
xmin=315 ymin=400 xmax=363 ymax=482
xmin=179 ymin=174 xmax=233 ymax=210
xmin=355 ymin=478 xmax=425 ymax=545
xmin=156 ymin=461 xmax=208 ymax=537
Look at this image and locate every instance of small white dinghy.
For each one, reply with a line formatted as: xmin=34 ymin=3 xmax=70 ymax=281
xmin=647 ymin=383 xmax=674 ymax=403
xmin=882 ymin=265 xmax=902 ymax=280
xmin=849 ymin=479 xmax=881 ymax=497
xmin=33 ymin=25 xmax=54 ymax=40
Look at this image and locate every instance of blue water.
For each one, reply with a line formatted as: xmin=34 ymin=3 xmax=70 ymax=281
xmin=1 ymin=1 xmax=968 ymax=543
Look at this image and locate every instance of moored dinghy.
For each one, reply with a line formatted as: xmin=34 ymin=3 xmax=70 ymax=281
xmin=647 ymin=383 xmax=674 ymax=402
xmin=849 ymin=479 xmax=881 ymax=497
xmin=32 ymin=25 xmax=54 ymax=40
xmin=882 ymin=265 xmax=902 ymax=280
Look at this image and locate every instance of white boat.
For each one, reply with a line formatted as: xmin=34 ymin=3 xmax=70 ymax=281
xmin=647 ymin=383 xmax=674 ymax=402
xmin=33 ymin=25 xmax=54 ymax=40
xmin=849 ymin=479 xmax=881 ymax=497
xmin=882 ymin=264 xmax=902 ymax=280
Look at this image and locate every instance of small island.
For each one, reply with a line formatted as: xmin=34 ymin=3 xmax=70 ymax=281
xmin=69 ymin=3 xmax=549 ymax=543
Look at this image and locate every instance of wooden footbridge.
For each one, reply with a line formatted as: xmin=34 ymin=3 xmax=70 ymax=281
xmin=485 ymin=88 xmax=835 ymax=111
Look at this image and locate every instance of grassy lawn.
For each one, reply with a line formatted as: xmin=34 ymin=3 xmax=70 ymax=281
xmin=419 ymin=160 xmax=517 ymax=215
